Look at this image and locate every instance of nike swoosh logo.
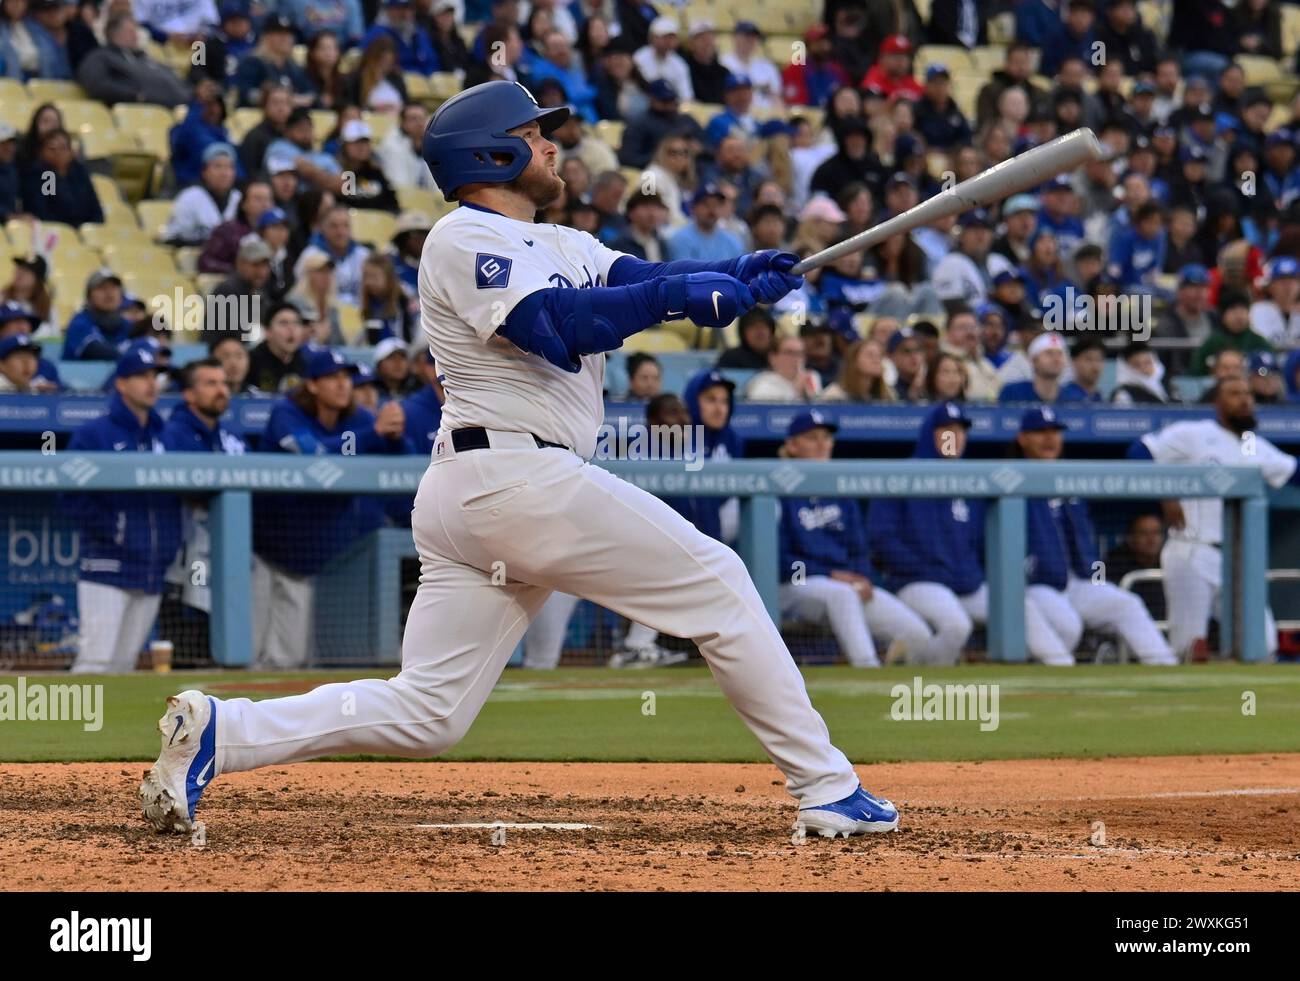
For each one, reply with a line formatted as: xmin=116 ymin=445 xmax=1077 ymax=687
xmin=194 ymin=756 xmax=214 ymax=788
xmin=523 ymin=239 xmax=534 ymax=246
xmin=666 ymin=309 xmax=683 ymax=317
xmin=711 ymin=291 xmax=723 ymax=319
xmin=168 ymin=714 xmax=184 ymax=746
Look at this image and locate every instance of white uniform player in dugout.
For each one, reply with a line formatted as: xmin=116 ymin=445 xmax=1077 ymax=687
xmin=1132 ymin=375 xmax=1299 ymax=659
xmin=140 ymin=81 xmax=899 ymax=839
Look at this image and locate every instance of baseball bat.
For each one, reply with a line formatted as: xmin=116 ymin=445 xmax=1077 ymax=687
xmin=790 ymin=127 xmax=1106 ymax=276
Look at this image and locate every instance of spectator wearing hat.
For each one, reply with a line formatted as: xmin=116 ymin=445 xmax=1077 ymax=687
xmin=252 ymin=346 xmax=409 ymax=668
xmin=1035 ymin=175 xmax=1084 ymax=260
xmin=237 ymin=83 xmax=293 ymax=176
xmin=1250 ymin=256 xmax=1300 ymax=347
xmin=716 ymin=307 xmax=776 ymax=372
xmin=350 ymin=361 xmax=384 ymax=412
xmin=386 ymin=211 xmax=429 ymax=302
xmin=276 ymin=0 xmax=363 ymax=46
xmin=617 ymin=81 xmax=703 ymax=171
xmin=633 ymin=16 xmax=693 ymax=103
xmin=998 ymin=332 xmax=1091 ymax=403
xmin=20 ymin=127 xmax=102 ymax=227
xmin=233 ymin=14 xmax=311 ymax=105
xmin=1111 ymin=341 xmax=1174 ymax=406
xmin=361 ymin=0 xmax=439 ymax=74
xmin=590 ymin=34 xmax=644 ymax=121
xmin=368 ymin=336 xmax=418 ymax=398
xmin=782 ymin=24 xmax=849 ymax=107
xmin=681 ymin=18 xmax=727 ymax=104
xmin=1192 ymin=289 xmax=1274 ymax=376
xmin=934 ymin=209 xmax=996 ymax=310
xmin=0 ymin=300 xmax=59 ymax=388
xmin=666 ymin=183 xmax=744 ymax=262
xmin=163 ymin=142 xmax=242 ymax=245
xmin=200 ymin=179 xmax=275 ymax=274
xmin=861 ymin=34 xmax=922 ymax=101
xmin=0 ymin=121 xmax=17 ymax=220
xmin=777 ymin=410 xmax=935 ymax=667
xmin=1247 ymin=351 xmax=1284 ymax=405
xmin=610 ymin=190 xmax=670 ymax=261
xmin=1015 ymin=406 xmax=1176 ymax=666
xmin=208 ymin=234 xmax=275 ymax=339
xmin=720 ymin=20 xmax=781 ymax=110
xmin=0 ymin=333 xmax=42 ymax=393
xmin=294 ymin=203 xmax=371 ymax=305
xmin=914 ymin=64 xmax=971 ymax=151
xmin=76 ymin=13 xmax=190 ymax=106
xmin=335 ymin=119 xmax=399 ymax=211
xmin=189 ymin=3 xmax=257 ymax=87
xmin=745 ymin=333 xmax=822 ymax=402
xmin=1038 ymin=0 xmax=1095 ymax=77
xmin=171 ymin=81 xmax=242 ymax=188
xmin=247 ymin=300 xmax=309 ymax=394
xmin=1170 ymin=141 xmax=1213 ymax=218
xmin=988 ymin=193 xmax=1038 ymax=277
xmin=705 ymin=74 xmax=760 ymax=148
xmin=64 ymin=345 xmax=181 ymax=674
xmin=1156 ymin=263 xmax=1217 ymax=374
xmin=1262 ymin=130 xmax=1300 ymax=209
xmin=62 ymin=270 xmax=130 ymax=360
xmin=264 ymin=106 xmax=342 ymax=193
xmin=1107 ymin=201 xmax=1166 ymax=293
xmin=801 ymin=319 xmax=841 ymax=388
xmin=810 ymin=118 xmax=886 ymax=203
xmin=256 ymin=206 xmax=293 ymax=299
xmin=286 ymin=250 xmax=342 ymax=343
xmin=1094 ymin=0 xmax=1157 ymax=75
xmin=427 ymin=0 xmax=470 ymax=75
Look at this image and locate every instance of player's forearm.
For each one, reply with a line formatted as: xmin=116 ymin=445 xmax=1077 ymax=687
xmin=607 ymin=255 xmax=745 ymax=286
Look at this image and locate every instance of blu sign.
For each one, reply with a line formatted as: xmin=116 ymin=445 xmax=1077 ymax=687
xmin=3 ymin=506 xmax=80 ymax=618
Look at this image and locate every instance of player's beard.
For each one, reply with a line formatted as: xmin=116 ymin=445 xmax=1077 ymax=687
xmin=1225 ymin=411 xmax=1257 ymax=435
xmin=509 ymin=165 xmax=565 ymax=209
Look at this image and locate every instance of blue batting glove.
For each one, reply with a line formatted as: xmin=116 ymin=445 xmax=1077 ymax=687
xmin=660 ymin=272 xmax=756 ymax=328
xmin=750 ymin=269 xmax=804 ymax=304
xmin=733 ymin=249 xmax=800 ymax=281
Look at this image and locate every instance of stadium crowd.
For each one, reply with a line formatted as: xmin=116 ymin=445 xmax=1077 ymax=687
xmin=1 ymin=0 xmax=1299 ymax=670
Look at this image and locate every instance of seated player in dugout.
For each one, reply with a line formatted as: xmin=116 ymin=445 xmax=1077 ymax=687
xmin=1012 ymin=406 xmax=1176 ymax=666
xmin=777 ymin=410 xmax=937 ymax=667
xmin=868 ymin=401 xmax=1085 ymax=666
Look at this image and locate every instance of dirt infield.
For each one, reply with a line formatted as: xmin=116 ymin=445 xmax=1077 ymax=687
xmin=2 ymin=755 xmax=1298 ymax=891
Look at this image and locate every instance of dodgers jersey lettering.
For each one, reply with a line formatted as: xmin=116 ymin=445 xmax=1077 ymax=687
xmin=418 ymin=204 xmax=626 ymax=459
xmin=1141 ymin=419 xmax=1297 ymax=545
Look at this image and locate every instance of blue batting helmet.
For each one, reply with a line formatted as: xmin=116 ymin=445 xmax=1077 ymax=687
xmin=422 ymin=80 xmax=570 ymax=201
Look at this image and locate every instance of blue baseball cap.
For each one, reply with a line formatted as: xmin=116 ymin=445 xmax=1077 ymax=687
xmin=957 ymin=208 xmax=993 ymax=230
xmin=1178 ymin=263 xmax=1210 ymax=286
xmin=734 ymin=20 xmax=761 ymax=36
xmin=1132 ymin=80 xmax=1156 ymax=96
xmin=925 ymin=64 xmax=950 ymax=80
xmin=258 ymin=206 xmax=288 ymax=230
xmin=304 ymin=347 xmax=359 ymax=380
xmin=0 ymin=334 xmax=39 ymax=359
xmin=787 ymin=409 xmax=838 ymax=438
xmin=1250 ymin=352 xmax=1280 ymax=376
xmin=692 ymin=182 xmax=726 ymax=205
xmin=1020 ymin=405 xmax=1069 ymax=433
xmin=886 ymin=327 xmax=917 ymax=353
xmin=1003 ymin=193 xmax=1038 ymax=217
xmin=1266 ymin=128 xmax=1296 ymax=148
xmin=0 ymin=301 xmax=35 ymax=325
xmin=723 ymin=73 xmax=752 ymax=91
xmin=993 ymin=268 xmax=1027 ymax=287
xmin=352 ymin=362 xmax=381 ymax=386
xmin=1180 ymin=144 xmax=1209 ymax=163
xmin=1263 ymin=255 xmax=1300 ymax=282
xmin=975 ymin=301 xmax=1006 ymax=322
xmin=1045 ymin=173 xmax=1074 ymax=191
xmin=934 ymin=401 xmax=972 ymax=428
xmin=648 ymin=79 xmax=679 ymax=102
xmin=201 ymin=141 xmax=237 ymax=164
xmin=114 ymin=345 xmax=166 ymax=379
xmin=218 ymin=1 xmax=250 ymax=20
xmin=695 ymin=369 xmax=735 ymax=395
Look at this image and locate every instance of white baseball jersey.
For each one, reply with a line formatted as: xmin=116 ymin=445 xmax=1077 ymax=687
xmin=418 ymin=204 xmax=629 ymax=459
xmin=1141 ymin=419 xmax=1297 ymax=545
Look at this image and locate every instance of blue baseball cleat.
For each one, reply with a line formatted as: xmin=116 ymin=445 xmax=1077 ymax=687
xmin=139 ymin=691 xmax=217 ymax=834
xmin=797 ymin=785 xmax=900 ymax=838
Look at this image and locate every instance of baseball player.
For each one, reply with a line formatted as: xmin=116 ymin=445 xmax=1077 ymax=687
xmin=778 ymin=410 xmax=936 ymax=667
xmin=141 ymin=80 xmax=898 ymax=839
xmin=1015 ymin=407 xmax=1175 ymax=666
xmin=1128 ymin=376 xmax=1300 ymax=659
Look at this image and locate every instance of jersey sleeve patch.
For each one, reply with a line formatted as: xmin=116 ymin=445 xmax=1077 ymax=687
xmin=475 ymin=253 xmax=513 ymax=289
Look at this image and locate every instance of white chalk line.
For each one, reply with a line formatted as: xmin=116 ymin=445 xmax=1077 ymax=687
xmin=1066 ymin=787 xmax=1300 ymax=801
xmin=414 ymin=822 xmax=602 ymax=831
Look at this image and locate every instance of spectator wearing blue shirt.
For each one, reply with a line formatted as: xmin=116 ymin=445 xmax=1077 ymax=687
xmin=190 ymin=2 xmax=258 ymax=86
xmin=913 ymin=65 xmax=971 ymax=151
xmin=528 ymin=29 xmax=599 ymax=123
xmin=6 ymin=0 xmax=72 ymax=79
xmin=1106 ymin=201 xmax=1166 ymax=293
xmin=777 ymin=410 xmax=935 ymax=667
xmin=666 ymin=184 xmax=744 ymax=263
xmin=234 ymin=15 xmax=313 ymax=106
xmin=1263 ymin=129 xmax=1300 ymax=209
xmin=361 ymin=0 xmax=440 ymax=74
xmin=252 ymin=347 xmax=413 ymax=667
xmin=1035 ymin=176 xmax=1084 ymax=258
xmin=170 ymin=86 xmax=243 ymax=188
xmin=276 ymin=0 xmax=364 ymax=46
xmin=0 ymin=300 xmax=62 ymax=390
xmin=65 ymin=346 xmax=182 ymax=673
xmin=62 ymin=270 xmax=133 ymax=361
xmin=998 ymin=332 xmax=1092 ymax=403
xmin=1038 ymin=0 xmax=1096 ymax=78
xmin=1019 ymin=229 xmax=1074 ymax=309
xmin=401 ymin=350 xmax=443 ymax=455
xmin=705 ymin=74 xmax=760 ymax=148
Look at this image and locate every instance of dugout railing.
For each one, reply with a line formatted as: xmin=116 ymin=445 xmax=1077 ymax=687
xmin=0 ymin=452 xmax=1273 ymax=666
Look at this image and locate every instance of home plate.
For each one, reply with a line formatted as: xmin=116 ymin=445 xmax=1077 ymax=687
xmin=415 ymin=822 xmax=601 ymax=831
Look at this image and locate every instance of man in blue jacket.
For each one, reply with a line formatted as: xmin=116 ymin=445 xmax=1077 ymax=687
xmin=160 ymin=357 xmax=247 ymax=659
xmin=1017 ymin=406 xmax=1176 ymax=665
xmin=867 ymin=401 xmax=1080 ymax=665
xmin=251 ymin=347 xmax=412 ymax=667
xmin=66 ymin=346 xmax=182 ymax=673
xmin=361 ymin=0 xmax=439 ymax=74
xmin=62 ymin=270 xmax=133 ymax=361
xmin=400 ymin=349 xmax=443 ymax=455
xmin=778 ymin=411 xmax=935 ymax=667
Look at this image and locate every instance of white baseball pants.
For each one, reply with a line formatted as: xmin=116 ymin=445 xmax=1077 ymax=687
xmin=896 ymin=581 xmax=1081 ymax=665
xmin=521 ymin=591 xmax=580 ymax=669
xmin=251 ymin=555 xmax=315 ymax=669
xmin=70 ymin=580 xmax=161 ymax=674
xmin=1064 ymin=573 xmax=1176 ymax=664
xmin=215 ymin=433 xmax=861 ymax=807
xmin=1161 ymin=539 xmax=1277 ymax=659
xmin=778 ymin=576 xmax=934 ymax=666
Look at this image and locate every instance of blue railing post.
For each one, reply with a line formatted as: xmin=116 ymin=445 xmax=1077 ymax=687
xmin=1220 ymin=500 xmax=1236 ymax=658
xmin=209 ymin=490 xmax=253 ymax=666
xmin=985 ymin=495 xmax=1027 ymax=662
xmin=739 ymin=494 xmax=781 ymax=623
xmin=1238 ymin=495 xmax=1269 ymax=662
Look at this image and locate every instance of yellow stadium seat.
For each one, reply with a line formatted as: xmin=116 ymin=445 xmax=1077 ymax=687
xmin=99 ymin=197 xmax=138 ymax=229
xmin=100 ymin=245 xmax=180 ymax=276
xmin=429 ymin=73 xmax=463 ymax=101
xmin=6 ymin=219 xmax=79 ymax=255
xmin=362 ymin=111 xmax=395 ymax=144
xmin=136 ymin=200 xmax=175 ymax=241
xmin=54 ymin=98 xmax=114 ymax=135
xmin=764 ymin=35 xmax=798 ymax=68
xmin=111 ymin=103 xmax=176 ymax=136
xmin=403 ymin=73 xmax=432 ymax=101
xmin=662 ymin=321 xmax=712 ymax=349
xmin=337 ymin=302 xmax=361 ymax=341
xmin=27 ymin=79 xmax=85 ymax=103
xmin=681 ymin=101 xmax=723 ymax=127
xmin=1285 ymin=4 xmax=1300 ymax=57
xmin=78 ymin=127 xmax=139 ymax=159
xmin=47 ymin=253 xmax=104 ymax=295
xmin=196 ymin=272 xmax=224 ymax=295
xmin=292 ymin=43 xmax=308 ymax=67
xmin=1238 ymin=55 xmax=1282 ymax=87
xmin=594 ymin=119 xmax=625 ymax=151
xmin=174 ymin=246 xmax=202 ymax=275
xmin=913 ymin=0 xmax=933 ymax=22
xmin=969 ymin=45 xmax=1006 ymax=75
xmin=80 ymin=222 xmax=151 ymax=249
xmin=348 ymin=209 xmax=397 ymax=245
xmin=1137 ymin=1 xmax=1167 ymax=42
xmin=395 ymin=186 xmax=441 ymax=214
xmin=227 ymin=107 xmax=262 ymax=143
xmin=950 ymin=73 xmax=983 ymax=119
xmin=90 ymin=173 xmax=123 ymax=205
xmin=0 ymin=95 xmax=33 ymax=132
xmin=120 ymin=272 xmax=192 ymax=301
xmin=111 ymin=151 xmax=160 ymax=203
xmin=622 ymin=328 xmax=688 ymax=353
xmin=917 ymin=45 xmax=974 ymax=74
xmin=310 ymin=109 xmax=337 ymax=143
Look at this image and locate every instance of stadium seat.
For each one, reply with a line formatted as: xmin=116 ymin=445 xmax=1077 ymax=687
xmin=662 ymin=320 xmax=715 ymax=350
xmin=395 ymin=186 xmax=445 ymax=217
xmin=120 ymin=271 xmax=193 ymax=302
xmin=594 ymin=119 xmax=625 ymax=152
xmin=362 ymin=111 xmax=395 ymax=144
xmin=27 ymin=79 xmax=85 ymax=103
xmin=681 ymin=101 xmax=723 ymax=127
xmin=136 ymin=199 xmax=175 ymax=241
xmin=78 ymin=127 xmax=139 ymax=159
xmin=429 ymin=72 xmax=463 ymax=102
xmin=1137 ymin=1 xmax=1167 ymax=42
xmin=1238 ymin=55 xmax=1282 ymax=87
xmin=310 ymin=109 xmax=338 ymax=143
xmin=337 ymin=302 xmax=361 ymax=341
xmin=174 ymin=246 xmax=202 ymax=274
xmin=969 ymin=46 xmax=1006 ymax=74
xmin=403 ymin=73 xmax=432 ymax=101
xmin=5 ymin=218 xmax=79 ymax=255
xmin=80 ymin=222 xmax=152 ymax=250
xmin=228 ymin=107 xmax=263 ymax=142
xmin=1285 ymin=4 xmax=1300 ymax=57
xmin=196 ymin=272 xmax=224 ymax=295
xmin=112 ymin=104 xmax=174 ymax=160
xmin=53 ymin=98 xmax=115 ymax=136
xmin=0 ymin=92 xmax=33 ymax=130
xmin=99 ymin=244 xmax=180 ymax=275
xmin=348 ymin=209 xmax=397 ymax=246
xmin=622 ymin=328 xmax=688 ymax=353
xmin=916 ymin=45 xmax=974 ymax=73
xmin=111 ymin=151 xmax=161 ymax=203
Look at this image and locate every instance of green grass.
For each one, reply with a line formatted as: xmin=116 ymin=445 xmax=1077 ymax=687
xmin=2 ymin=664 xmax=1299 ymax=763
